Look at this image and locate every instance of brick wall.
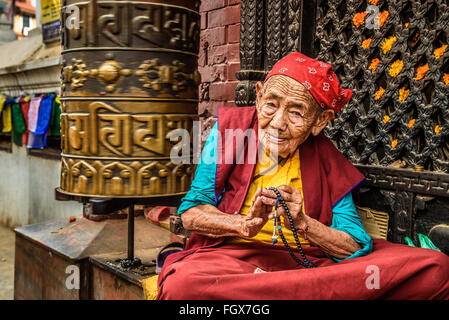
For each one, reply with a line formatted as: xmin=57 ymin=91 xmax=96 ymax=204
xmin=198 ymin=0 xmax=241 ymax=131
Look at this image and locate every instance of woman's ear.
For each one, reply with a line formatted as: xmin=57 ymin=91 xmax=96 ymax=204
xmin=255 ymin=81 xmax=264 ymax=109
xmin=311 ymin=109 xmax=335 ymax=136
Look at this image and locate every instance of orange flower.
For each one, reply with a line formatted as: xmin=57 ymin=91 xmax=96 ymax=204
xmin=408 ymin=119 xmax=416 ymax=128
xmin=369 ymin=58 xmax=381 ymax=72
xmin=378 ymin=11 xmax=389 ymax=27
xmin=381 ymin=36 xmax=397 ymax=54
xmin=435 ymin=125 xmax=442 ymax=134
xmin=375 ymin=87 xmax=385 ymax=100
xmin=399 ymin=87 xmax=409 ymax=102
xmin=434 ymin=44 xmax=448 ymax=59
xmin=404 ymin=22 xmax=409 ymax=28
xmin=389 ymin=60 xmax=404 ymax=77
xmin=383 ymin=115 xmax=391 ymax=123
xmin=369 ymin=0 xmax=379 ymax=4
xmin=353 ymin=12 xmax=368 ymax=28
xmin=443 ymin=73 xmax=449 ymax=85
xmin=415 ymin=64 xmax=429 ymax=80
xmin=362 ymin=38 xmax=372 ymax=49
xmin=391 ymin=139 xmax=398 ymax=149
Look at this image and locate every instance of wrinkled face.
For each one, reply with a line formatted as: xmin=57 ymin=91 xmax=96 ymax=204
xmin=255 ymin=75 xmax=334 ymax=158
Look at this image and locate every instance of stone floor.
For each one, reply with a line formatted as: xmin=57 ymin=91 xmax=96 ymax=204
xmin=0 ymin=224 xmax=14 ymax=300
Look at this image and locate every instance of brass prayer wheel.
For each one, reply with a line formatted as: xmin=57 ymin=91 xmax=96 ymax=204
xmin=58 ymin=0 xmax=200 ymax=198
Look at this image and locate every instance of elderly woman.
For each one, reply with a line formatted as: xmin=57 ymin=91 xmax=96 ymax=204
xmin=152 ymin=52 xmax=449 ymax=299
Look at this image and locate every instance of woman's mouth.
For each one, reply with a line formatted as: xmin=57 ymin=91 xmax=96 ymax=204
xmin=267 ymin=134 xmax=287 ymax=143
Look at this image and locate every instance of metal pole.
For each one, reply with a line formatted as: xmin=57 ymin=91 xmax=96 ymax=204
xmin=127 ymin=204 xmax=134 ymax=261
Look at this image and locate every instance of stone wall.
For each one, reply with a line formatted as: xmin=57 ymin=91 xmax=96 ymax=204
xmin=198 ymin=0 xmax=241 ymax=135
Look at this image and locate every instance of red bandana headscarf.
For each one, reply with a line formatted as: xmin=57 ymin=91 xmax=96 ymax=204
xmin=264 ymin=52 xmax=352 ymax=113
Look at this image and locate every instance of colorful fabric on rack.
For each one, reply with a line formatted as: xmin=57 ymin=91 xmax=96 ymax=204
xmin=1 ymin=98 xmax=15 ymax=133
xmin=28 ymin=95 xmax=43 ymax=133
xmin=0 ymin=96 xmax=5 ymax=114
xmin=27 ymin=94 xmax=54 ymax=149
xmin=12 ymin=101 xmax=26 ymax=146
xmin=34 ymin=94 xmax=54 ymax=135
xmin=0 ymin=96 xmax=5 ymax=131
xmin=27 ymin=132 xmax=47 ymax=149
xmin=49 ymin=95 xmax=61 ymax=136
xmin=21 ymin=96 xmax=31 ymax=146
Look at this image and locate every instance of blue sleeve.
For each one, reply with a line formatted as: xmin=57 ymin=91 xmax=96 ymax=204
xmin=327 ymin=193 xmax=373 ymax=262
xmin=178 ymin=122 xmax=219 ymax=215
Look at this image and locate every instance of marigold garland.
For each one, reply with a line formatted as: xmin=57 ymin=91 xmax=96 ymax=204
xmin=378 ymin=11 xmax=389 ymax=27
xmin=353 ymin=12 xmax=368 ymax=28
xmin=391 ymin=139 xmax=398 ymax=149
xmin=408 ymin=119 xmax=416 ymax=128
xmin=369 ymin=58 xmax=381 ymax=72
xmin=389 ymin=60 xmax=404 ymax=78
xmin=434 ymin=44 xmax=448 ymax=59
xmin=443 ymin=73 xmax=449 ymax=85
xmin=435 ymin=125 xmax=442 ymax=134
xmin=383 ymin=115 xmax=390 ymax=123
xmin=415 ymin=64 xmax=429 ymax=80
xmin=362 ymin=38 xmax=372 ymax=49
xmin=375 ymin=87 xmax=385 ymax=100
xmin=381 ymin=36 xmax=397 ymax=54
xmin=399 ymin=87 xmax=409 ymax=102
xmin=368 ymin=0 xmax=379 ymax=5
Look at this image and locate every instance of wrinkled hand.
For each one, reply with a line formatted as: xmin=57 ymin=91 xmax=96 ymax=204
xmin=240 ymin=188 xmax=272 ymax=237
xmin=260 ymin=185 xmax=307 ymax=231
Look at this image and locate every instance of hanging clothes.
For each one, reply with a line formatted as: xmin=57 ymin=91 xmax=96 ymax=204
xmin=21 ymin=96 xmax=31 ymax=146
xmin=0 ymin=95 xmax=5 ymax=131
xmin=27 ymin=95 xmax=43 ymax=133
xmin=11 ymin=98 xmax=26 ymax=146
xmin=28 ymin=94 xmax=55 ymax=149
xmin=1 ymin=98 xmax=15 ymax=133
xmin=34 ymin=94 xmax=54 ymax=135
xmin=49 ymin=95 xmax=61 ymax=136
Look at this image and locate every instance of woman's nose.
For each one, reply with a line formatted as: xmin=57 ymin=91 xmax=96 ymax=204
xmin=269 ymin=109 xmax=288 ymax=131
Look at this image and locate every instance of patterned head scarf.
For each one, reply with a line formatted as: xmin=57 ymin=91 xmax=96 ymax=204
xmin=264 ymin=52 xmax=352 ymax=113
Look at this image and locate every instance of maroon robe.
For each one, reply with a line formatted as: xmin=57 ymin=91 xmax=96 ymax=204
xmin=156 ymin=106 xmax=449 ymax=300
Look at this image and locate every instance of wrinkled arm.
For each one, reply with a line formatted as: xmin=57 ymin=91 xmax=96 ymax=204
xmin=181 ymin=205 xmax=243 ymax=238
xmin=301 ymin=215 xmax=362 ymax=259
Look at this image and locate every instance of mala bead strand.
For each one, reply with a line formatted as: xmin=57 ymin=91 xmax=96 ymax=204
xmin=268 ymin=187 xmax=317 ymax=268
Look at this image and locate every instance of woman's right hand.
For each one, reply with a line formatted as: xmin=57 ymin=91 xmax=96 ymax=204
xmin=240 ymin=188 xmax=272 ymax=237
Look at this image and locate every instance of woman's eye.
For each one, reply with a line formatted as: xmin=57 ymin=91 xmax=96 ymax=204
xmin=290 ymin=111 xmax=302 ymax=117
xmin=263 ymin=103 xmax=277 ymax=114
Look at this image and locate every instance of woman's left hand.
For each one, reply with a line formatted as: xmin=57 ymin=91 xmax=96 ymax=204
xmin=260 ymin=185 xmax=308 ymax=231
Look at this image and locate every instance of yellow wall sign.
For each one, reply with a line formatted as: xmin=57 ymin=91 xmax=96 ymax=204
xmin=41 ymin=0 xmax=61 ymax=24
xmin=41 ymin=0 xmax=61 ymax=42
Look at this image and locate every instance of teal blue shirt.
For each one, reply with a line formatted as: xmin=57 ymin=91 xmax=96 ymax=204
xmin=179 ymin=123 xmax=373 ymax=262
